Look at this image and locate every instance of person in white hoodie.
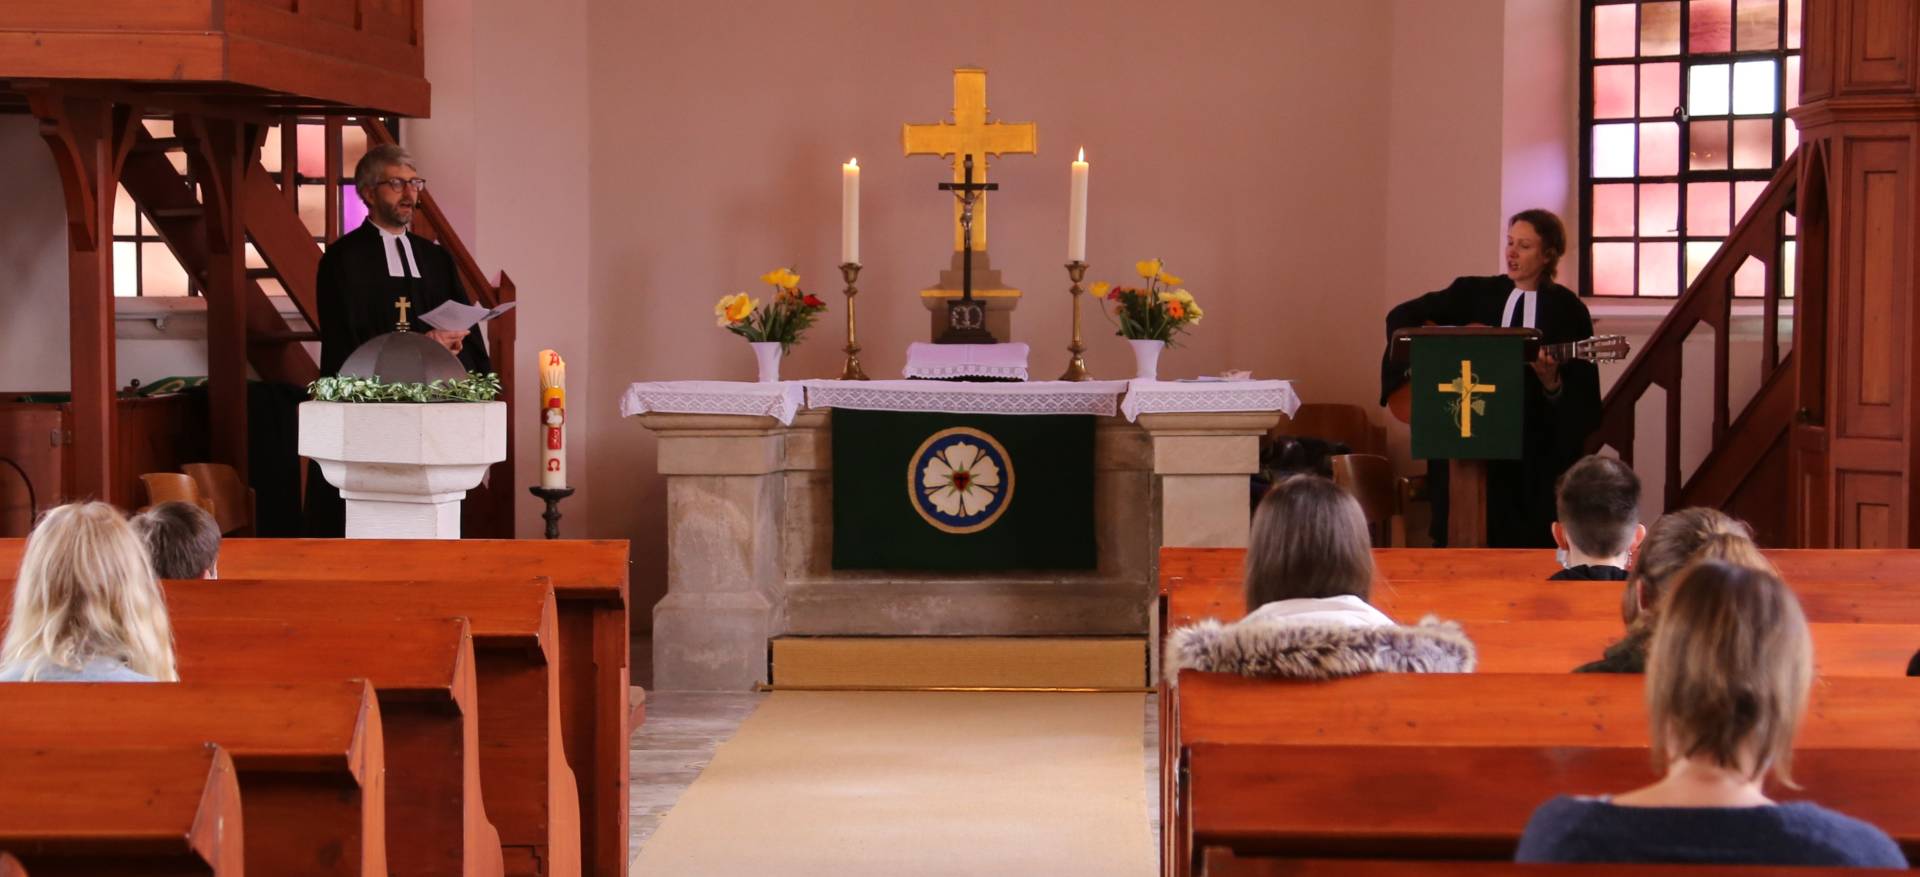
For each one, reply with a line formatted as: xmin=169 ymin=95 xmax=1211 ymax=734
xmin=1167 ymin=475 xmax=1475 ymax=681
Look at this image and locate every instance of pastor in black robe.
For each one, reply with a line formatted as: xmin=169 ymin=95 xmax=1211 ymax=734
xmin=1380 ymin=274 xmax=1601 ymax=548
xmin=305 ymin=220 xmax=492 ymax=536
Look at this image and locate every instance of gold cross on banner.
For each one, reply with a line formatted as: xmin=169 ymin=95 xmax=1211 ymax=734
xmin=1438 ymin=360 xmax=1496 ymax=438
xmin=394 ymin=296 xmax=413 ymax=330
xmin=903 ymin=67 xmax=1037 ymax=253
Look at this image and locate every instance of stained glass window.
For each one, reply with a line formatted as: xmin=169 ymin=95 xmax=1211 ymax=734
xmin=115 ymin=116 xmax=397 ymax=296
xmin=1581 ymin=0 xmax=1802 ymax=297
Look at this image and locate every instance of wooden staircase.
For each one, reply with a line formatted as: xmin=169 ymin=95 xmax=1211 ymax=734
xmin=1588 ymin=148 xmax=1821 ymax=546
xmin=120 ymin=115 xmax=517 ymax=537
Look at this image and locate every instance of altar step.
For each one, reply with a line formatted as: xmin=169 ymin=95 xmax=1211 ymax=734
xmin=768 ymin=636 xmax=1148 ymax=691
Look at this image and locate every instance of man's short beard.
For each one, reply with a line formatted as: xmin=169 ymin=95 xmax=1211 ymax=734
xmin=374 ymin=201 xmax=412 ymax=229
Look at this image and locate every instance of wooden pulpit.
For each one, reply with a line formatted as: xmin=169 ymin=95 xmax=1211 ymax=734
xmin=1390 ymin=326 xmax=1538 ymax=547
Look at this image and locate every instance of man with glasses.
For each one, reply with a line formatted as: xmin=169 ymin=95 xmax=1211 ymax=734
xmin=307 ymin=143 xmax=493 ymax=535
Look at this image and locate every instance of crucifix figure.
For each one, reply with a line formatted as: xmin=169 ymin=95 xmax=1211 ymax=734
xmin=1438 ymin=360 xmax=1496 ymax=438
xmin=904 ymin=67 xmax=1037 ymax=342
xmin=394 ymin=296 xmax=413 ymax=331
xmin=934 ymin=155 xmax=998 ymax=343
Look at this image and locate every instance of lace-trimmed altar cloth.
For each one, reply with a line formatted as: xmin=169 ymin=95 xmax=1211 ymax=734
xmin=1118 ymin=379 xmax=1302 ymax=422
xmin=800 ymin=379 xmax=1131 ymax=417
xmin=618 ymin=380 xmax=806 ymax=424
xmin=901 ymin=342 xmax=1031 ymax=381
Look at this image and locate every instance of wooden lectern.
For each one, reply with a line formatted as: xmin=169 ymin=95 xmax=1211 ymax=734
xmin=1389 ymin=326 xmax=1539 ymax=547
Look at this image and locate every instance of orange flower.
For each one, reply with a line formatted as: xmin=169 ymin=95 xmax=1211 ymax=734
xmin=1166 ymin=300 xmax=1186 ymax=320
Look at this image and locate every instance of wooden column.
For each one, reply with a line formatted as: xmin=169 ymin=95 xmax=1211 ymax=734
xmin=27 ymin=93 xmax=138 ymax=504
xmin=1790 ymin=0 xmax=1920 ymax=547
xmin=182 ymin=117 xmax=258 ymax=480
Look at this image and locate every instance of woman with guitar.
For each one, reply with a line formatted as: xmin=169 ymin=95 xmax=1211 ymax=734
xmin=1380 ymin=209 xmax=1620 ymax=548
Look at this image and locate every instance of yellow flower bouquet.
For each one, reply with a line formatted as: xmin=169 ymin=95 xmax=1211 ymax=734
xmin=713 ymin=267 xmax=829 ymax=353
xmin=1095 ymin=259 xmax=1204 ymax=345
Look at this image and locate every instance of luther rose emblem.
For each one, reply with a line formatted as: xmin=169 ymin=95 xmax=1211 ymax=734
xmin=908 ymin=427 xmax=1015 ymax=534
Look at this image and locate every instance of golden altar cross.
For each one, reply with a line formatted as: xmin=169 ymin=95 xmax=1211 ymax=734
xmin=1438 ymin=360 xmax=1496 ymax=438
xmin=903 ymin=67 xmax=1037 ymax=253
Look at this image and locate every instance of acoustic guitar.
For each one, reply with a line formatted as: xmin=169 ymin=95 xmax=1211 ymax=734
xmin=1386 ymin=331 xmax=1630 ymax=423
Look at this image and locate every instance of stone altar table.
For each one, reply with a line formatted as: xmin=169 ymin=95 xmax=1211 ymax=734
xmin=623 ymin=379 xmax=1300 ymax=690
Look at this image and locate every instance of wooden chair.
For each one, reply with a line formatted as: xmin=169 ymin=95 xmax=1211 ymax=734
xmin=183 ymin=462 xmax=254 ymax=535
xmin=139 ymin=472 xmax=209 ymax=512
xmin=1331 ymin=454 xmax=1402 ymax=546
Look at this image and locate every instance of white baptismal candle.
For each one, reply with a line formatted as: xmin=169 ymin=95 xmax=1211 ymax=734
xmin=1068 ymin=148 xmax=1089 ymax=263
xmin=842 ymin=158 xmax=860 ymax=265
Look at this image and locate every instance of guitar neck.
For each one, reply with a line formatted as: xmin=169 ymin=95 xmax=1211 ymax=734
xmin=1543 ymin=339 xmax=1593 ymax=361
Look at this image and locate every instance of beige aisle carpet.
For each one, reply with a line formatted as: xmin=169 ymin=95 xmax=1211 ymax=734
xmin=631 ymin=691 xmax=1155 ymax=876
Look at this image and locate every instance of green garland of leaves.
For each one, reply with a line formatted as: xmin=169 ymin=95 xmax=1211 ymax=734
xmin=307 ymin=372 xmax=503 ymax=403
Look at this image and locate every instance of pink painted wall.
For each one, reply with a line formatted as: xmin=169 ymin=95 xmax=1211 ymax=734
xmin=585 ymin=0 xmax=1413 ymax=620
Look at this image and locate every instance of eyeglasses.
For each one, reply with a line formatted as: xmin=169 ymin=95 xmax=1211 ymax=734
xmin=376 ymin=178 xmax=428 ymax=194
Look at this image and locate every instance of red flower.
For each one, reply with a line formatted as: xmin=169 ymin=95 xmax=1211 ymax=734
xmin=802 ymin=294 xmax=826 ymax=308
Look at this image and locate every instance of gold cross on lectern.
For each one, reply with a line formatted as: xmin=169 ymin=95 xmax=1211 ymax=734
xmin=1438 ymin=360 xmax=1496 ymax=438
xmin=903 ymin=67 xmax=1037 ymax=253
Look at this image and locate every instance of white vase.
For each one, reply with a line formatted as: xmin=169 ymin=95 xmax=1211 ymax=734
xmin=1129 ymin=339 xmax=1166 ymax=380
xmin=751 ymin=342 xmax=783 ymax=382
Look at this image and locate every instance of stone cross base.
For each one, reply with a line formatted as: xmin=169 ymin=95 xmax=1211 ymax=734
xmin=636 ymin=407 xmax=1280 ymax=690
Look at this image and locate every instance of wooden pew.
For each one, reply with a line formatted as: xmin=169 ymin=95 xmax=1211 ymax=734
xmin=1165 ymin=673 xmax=1920 ymax=877
xmin=0 ymin=681 xmax=384 ymax=877
xmin=1160 ymin=546 xmax=1920 ymax=587
xmin=1202 ymin=846 xmax=1912 ymax=876
xmin=0 ymin=744 xmax=244 ymax=876
xmin=210 ymin=539 xmax=631 ymax=877
xmin=163 ymin=578 xmax=579 ymax=877
xmin=1187 ymin=744 xmax=1920 ymax=863
xmin=172 ymin=615 xmax=503 ymax=877
xmin=1162 ymin=579 xmax=1920 ymax=675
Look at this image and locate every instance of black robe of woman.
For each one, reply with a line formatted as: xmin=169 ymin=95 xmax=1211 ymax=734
xmin=1380 ymin=274 xmax=1601 ymax=548
xmin=304 ymin=221 xmax=493 ymax=537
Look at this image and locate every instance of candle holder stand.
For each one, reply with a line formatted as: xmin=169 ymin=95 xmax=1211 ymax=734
xmin=839 ymin=262 xmax=869 ymax=380
xmin=528 ymin=485 xmax=576 ymax=540
xmin=1059 ymin=261 xmax=1091 ymax=381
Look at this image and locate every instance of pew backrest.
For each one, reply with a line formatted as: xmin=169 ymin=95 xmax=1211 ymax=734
xmin=0 ymin=744 xmax=244 ymax=875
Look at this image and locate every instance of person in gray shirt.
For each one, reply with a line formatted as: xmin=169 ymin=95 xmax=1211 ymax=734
xmin=0 ymin=502 xmax=178 ymax=682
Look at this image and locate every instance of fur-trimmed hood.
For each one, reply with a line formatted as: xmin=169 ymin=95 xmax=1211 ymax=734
xmin=1166 ymin=615 xmax=1477 ymax=682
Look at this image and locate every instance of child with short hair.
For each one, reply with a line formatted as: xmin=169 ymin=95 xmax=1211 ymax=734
xmin=1549 ymin=455 xmax=1645 ymax=581
xmin=1519 ymin=561 xmax=1906 ymax=867
xmin=0 ymin=502 xmax=178 ymax=682
xmin=131 ymin=501 xmax=222 ymax=579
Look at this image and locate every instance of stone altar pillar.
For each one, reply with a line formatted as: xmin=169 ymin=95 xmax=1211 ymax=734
xmin=1138 ymin=412 xmax=1282 ymax=548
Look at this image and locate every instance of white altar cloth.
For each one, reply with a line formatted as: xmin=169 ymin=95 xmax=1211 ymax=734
xmin=801 ymin=379 xmax=1130 ymax=416
xmin=619 ymin=378 xmax=1302 ymax=425
xmin=618 ymin=380 xmax=806 ymax=424
xmin=901 ymin=342 xmax=1031 ymax=381
xmin=1118 ymin=379 xmax=1302 ymax=422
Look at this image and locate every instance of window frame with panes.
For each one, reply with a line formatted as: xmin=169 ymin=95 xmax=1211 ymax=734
xmin=1579 ymin=0 xmax=1802 ymax=299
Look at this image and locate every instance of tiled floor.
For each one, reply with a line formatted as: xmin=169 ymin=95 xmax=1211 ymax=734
xmin=626 ymin=635 xmax=1161 ymax=863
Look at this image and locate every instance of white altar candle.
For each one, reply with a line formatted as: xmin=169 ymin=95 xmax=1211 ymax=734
xmin=842 ymin=158 xmax=860 ymax=265
xmin=1068 ymin=148 xmax=1089 ymax=263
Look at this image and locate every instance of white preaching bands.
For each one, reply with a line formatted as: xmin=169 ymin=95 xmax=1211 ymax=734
xmin=1501 ymin=287 xmax=1539 ymax=329
xmin=378 ymin=226 xmax=422 ymax=279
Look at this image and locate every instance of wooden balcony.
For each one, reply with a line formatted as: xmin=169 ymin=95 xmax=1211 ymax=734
xmin=0 ymin=0 xmax=427 ymax=116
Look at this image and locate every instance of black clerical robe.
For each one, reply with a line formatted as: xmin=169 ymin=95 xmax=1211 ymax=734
xmin=1380 ymin=274 xmax=1601 ymax=548
xmin=316 ymin=221 xmax=491 ymax=378
xmin=306 ymin=221 xmax=491 ymax=536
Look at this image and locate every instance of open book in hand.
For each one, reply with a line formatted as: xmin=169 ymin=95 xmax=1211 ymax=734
xmin=419 ymin=300 xmax=517 ymax=333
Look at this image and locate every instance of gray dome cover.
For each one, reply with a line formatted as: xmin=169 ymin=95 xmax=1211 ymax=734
xmin=339 ymin=330 xmax=469 ymax=384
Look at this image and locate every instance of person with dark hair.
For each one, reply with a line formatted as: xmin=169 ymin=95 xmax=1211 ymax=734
xmin=1576 ymin=508 xmax=1768 ymax=674
xmin=1549 ymin=455 xmax=1645 ymax=581
xmin=1519 ymin=561 xmax=1907 ymax=867
xmin=1165 ymin=475 xmax=1475 ymax=681
xmin=307 ymin=144 xmax=491 ymax=536
xmin=130 ymin=501 xmax=222 ymax=579
xmin=1380 ymin=209 xmax=1602 ymax=547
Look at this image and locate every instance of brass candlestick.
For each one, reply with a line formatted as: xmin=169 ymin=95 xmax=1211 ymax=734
xmin=838 ymin=262 xmax=869 ymax=380
xmin=1059 ymin=261 xmax=1091 ymax=381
